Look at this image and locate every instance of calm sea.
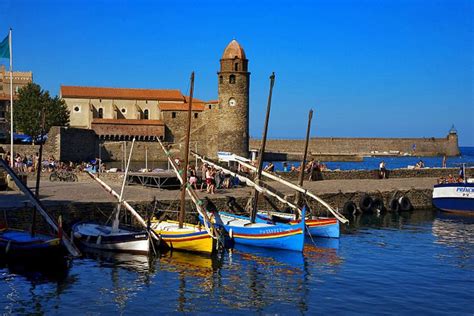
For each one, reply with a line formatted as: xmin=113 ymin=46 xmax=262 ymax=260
xmin=1 ymin=210 xmax=472 ymax=314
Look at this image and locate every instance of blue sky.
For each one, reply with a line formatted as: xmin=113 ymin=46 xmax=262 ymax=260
xmin=1 ymin=0 xmax=473 ymax=145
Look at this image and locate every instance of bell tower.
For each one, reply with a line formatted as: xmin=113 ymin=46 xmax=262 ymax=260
xmin=217 ymin=39 xmax=250 ymax=158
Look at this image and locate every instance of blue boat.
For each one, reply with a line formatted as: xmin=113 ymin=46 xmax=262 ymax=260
xmin=432 ymin=182 xmax=474 ymax=214
xmin=0 ymin=228 xmax=65 ymax=260
xmin=202 ymin=207 xmax=306 ymax=252
xmin=256 ymin=211 xmax=340 ymax=238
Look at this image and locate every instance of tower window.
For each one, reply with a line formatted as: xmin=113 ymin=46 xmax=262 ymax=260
xmin=235 ymin=63 xmax=239 ymax=71
xmin=144 ymin=109 xmax=149 ymax=119
xmin=219 ymin=75 xmax=223 ymax=84
xmin=121 ymin=108 xmax=127 ymax=114
xmin=172 ymin=112 xmax=176 ymax=118
xmin=74 ymin=105 xmax=81 ymax=113
xmin=98 ymin=108 xmax=103 ymax=118
xmin=229 ymin=75 xmax=236 ymax=84
xmin=194 ymin=113 xmax=198 ymax=119
xmin=208 ymin=104 xmax=212 ymax=110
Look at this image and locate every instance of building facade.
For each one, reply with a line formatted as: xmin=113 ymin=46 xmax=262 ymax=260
xmin=0 ymin=65 xmax=33 ymax=132
xmin=62 ymin=40 xmax=250 ymax=158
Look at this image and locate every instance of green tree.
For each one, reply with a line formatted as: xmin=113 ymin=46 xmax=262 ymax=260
xmin=9 ymin=83 xmax=69 ymax=137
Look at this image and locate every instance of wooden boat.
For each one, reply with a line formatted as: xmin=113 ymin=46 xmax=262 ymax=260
xmin=72 ymin=139 xmax=152 ymax=254
xmin=71 ymin=222 xmax=149 ymax=254
xmin=256 ymin=211 xmax=340 ymax=238
xmin=207 ymin=208 xmax=306 ymax=252
xmin=0 ymin=228 xmax=64 ymax=259
xmin=152 ymin=72 xmax=215 ymax=254
xmin=150 ymin=220 xmax=214 ymax=254
xmin=0 ymin=159 xmax=81 ymax=259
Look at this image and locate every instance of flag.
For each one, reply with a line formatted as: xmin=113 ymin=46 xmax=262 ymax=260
xmin=0 ymin=34 xmax=9 ymax=59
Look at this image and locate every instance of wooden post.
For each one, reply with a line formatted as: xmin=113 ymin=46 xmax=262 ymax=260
xmin=251 ymin=73 xmax=275 ymax=223
xmin=294 ymin=109 xmax=313 ymax=217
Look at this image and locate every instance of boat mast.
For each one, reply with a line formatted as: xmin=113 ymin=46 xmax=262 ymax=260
xmin=31 ymin=109 xmax=46 ymax=237
xmin=179 ymin=72 xmax=194 ymax=228
xmin=294 ymin=109 xmax=313 ymax=217
xmin=250 ymin=72 xmax=275 ymax=223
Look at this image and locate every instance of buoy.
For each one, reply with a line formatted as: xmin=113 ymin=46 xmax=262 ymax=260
xmin=343 ymin=201 xmax=358 ymax=214
xmin=389 ymin=198 xmax=400 ymax=212
xmin=359 ymin=194 xmax=373 ymax=212
xmin=372 ymin=197 xmax=385 ymax=212
xmin=398 ymin=196 xmax=413 ymax=212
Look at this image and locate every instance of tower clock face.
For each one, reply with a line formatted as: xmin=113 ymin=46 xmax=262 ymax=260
xmin=228 ymin=98 xmax=237 ymax=107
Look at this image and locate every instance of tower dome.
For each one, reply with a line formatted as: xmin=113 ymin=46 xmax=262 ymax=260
xmin=222 ymin=40 xmax=246 ymax=60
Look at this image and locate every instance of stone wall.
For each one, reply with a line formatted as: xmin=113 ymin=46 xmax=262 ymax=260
xmin=280 ymin=167 xmax=473 ymax=181
xmin=251 ymin=133 xmax=460 ymax=157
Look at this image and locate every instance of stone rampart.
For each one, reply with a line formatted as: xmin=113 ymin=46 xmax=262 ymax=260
xmin=251 ymin=133 xmax=460 ymax=157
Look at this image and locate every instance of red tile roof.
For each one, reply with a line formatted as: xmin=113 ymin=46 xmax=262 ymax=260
xmin=61 ymin=85 xmax=185 ymax=101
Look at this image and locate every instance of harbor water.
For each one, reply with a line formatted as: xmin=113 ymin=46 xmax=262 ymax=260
xmin=1 ymin=209 xmax=472 ymax=314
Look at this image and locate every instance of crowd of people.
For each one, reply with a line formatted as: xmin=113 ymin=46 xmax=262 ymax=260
xmin=2 ymin=151 xmax=103 ymax=174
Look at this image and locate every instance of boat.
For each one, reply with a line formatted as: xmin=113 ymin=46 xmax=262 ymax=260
xmin=208 ymin=208 xmax=306 ymax=252
xmin=71 ymin=222 xmax=149 ymax=254
xmin=433 ymin=164 xmax=473 ymax=214
xmin=433 ymin=182 xmax=474 ymax=214
xmin=0 ymin=228 xmax=65 ymax=260
xmin=0 ymin=158 xmax=81 ymax=259
xmin=151 ymin=72 xmax=216 ymax=254
xmin=256 ymin=211 xmax=340 ymax=238
xmin=72 ymin=139 xmax=151 ymax=254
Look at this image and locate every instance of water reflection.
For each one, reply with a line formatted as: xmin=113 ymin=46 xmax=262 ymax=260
xmin=83 ymin=250 xmax=155 ymax=313
xmin=344 ymin=210 xmax=437 ymax=233
xmin=432 ymin=213 xmax=474 ymax=269
xmin=0 ymin=257 xmax=72 ymax=315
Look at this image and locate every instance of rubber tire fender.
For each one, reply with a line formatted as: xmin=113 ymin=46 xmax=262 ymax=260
xmin=359 ymin=194 xmax=373 ymax=212
xmin=372 ymin=197 xmax=385 ymax=212
xmin=343 ymin=201 xmax=358 ymax=214
xmin=398 ymin=196 xmax=413 ymax=212
xmin=389 ymin=198 xmax=400 ymax=212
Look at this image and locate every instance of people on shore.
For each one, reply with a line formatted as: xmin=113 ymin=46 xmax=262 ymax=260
xmin=379 ymin=161 xmax=387 ymax=179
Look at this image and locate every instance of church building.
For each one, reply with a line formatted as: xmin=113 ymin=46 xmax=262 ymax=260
xmin=61 ymin=39 xmax=250 ymax=158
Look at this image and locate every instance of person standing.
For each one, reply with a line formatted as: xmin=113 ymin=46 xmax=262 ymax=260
xmin=379 ymin=161 xmax=387 ymax=179
xmin=442 ymin=155 xmax=447 ymax=168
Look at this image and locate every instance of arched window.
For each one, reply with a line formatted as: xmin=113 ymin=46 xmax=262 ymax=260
xmin=98 ymin=108 xmax=103 ymax=118
xmin=229 ymin=74 xmax=236 ymax=84
xmin=234 ymin=63 xmax=239 ymax=71
xmin=144 ymin=109 xmax=149 ymax=120
xmin=219 ymin=75 xmax=223 ymax=84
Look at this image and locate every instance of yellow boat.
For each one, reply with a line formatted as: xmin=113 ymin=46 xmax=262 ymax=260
xmin=151 ymin=220 xmax=215 ymax=254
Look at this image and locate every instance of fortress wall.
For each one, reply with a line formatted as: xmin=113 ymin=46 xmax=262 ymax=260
xmin=250 ymin=134 xmax=460 ymax=157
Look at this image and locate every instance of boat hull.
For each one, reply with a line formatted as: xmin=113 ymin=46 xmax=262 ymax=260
xmin=204 ymin=211 xmax=305 ymax=252
xmin=151 ymin=220 xmax=214 ymax=254
xmin=433 ymin=183 xmax=474 ymax=214
xmin=72 ymin=223 xmax=150 ymax=254
xmin=0 ymin=228 xmax=65 ymax=260
xmin=257 ymin=212 xmax=340 ymax=238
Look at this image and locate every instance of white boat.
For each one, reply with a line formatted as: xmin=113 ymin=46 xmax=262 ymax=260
xmin=433 ymin=165 xmax=473 ymax=214
xmin=72 ymin=222 xmax=149 ymax=254
xmin=72 ymin=138 xmax=152 ymax=254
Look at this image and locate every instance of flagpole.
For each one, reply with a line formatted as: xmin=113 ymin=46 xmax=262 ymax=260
xmin=9 ymin=28 xmax=13 ymax=167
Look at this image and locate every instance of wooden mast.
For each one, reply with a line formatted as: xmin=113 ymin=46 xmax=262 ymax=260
xmin=294 ymin=109 xmax=313 ymax=217
xmin=250 ymin=72 xmax=275 ymax=223
xmin=179 ymin=72 xmax=194 ymax=228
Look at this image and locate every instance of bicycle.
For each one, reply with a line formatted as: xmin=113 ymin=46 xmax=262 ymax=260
xmin=49 ymin=170 xmax=78 ymax=182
